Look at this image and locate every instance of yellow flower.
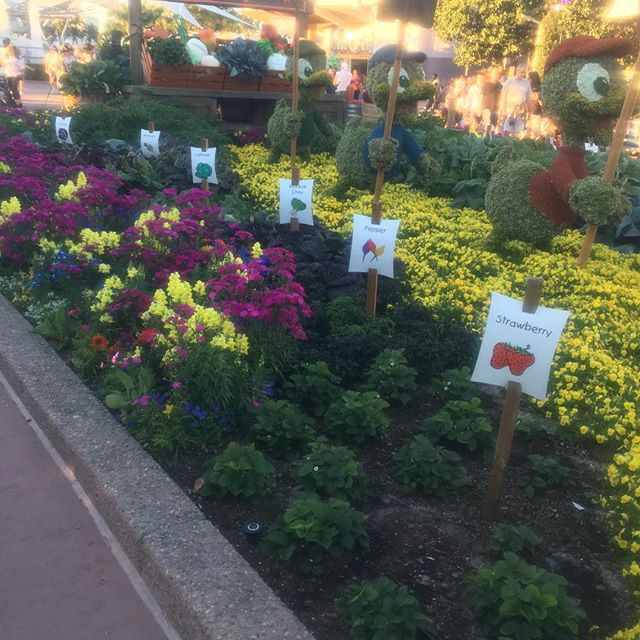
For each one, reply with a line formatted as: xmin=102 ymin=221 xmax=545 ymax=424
xmin=164 ymin=404 xmax=174 ymax=417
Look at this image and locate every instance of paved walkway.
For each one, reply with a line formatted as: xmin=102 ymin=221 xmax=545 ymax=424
xmin=0 ymin=375 xmax=177 ymax=640
xmin=19 ymin=79 xmax=63 ymax=110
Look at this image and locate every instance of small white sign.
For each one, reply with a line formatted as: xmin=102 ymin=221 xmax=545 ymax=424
xmin=140 ymin=129 xmax=161 ymax=158
xmin=348 ymin=213 xmax=400 ymax=279
xmin=471 ymin=292 xmax=570 ymax=400
xmin=279 ymin=178 xmax=314 ymax=226
xmin=190 ymin=147 xmax=218 ymax=184
xmin=55 ymin=116 xmax=73 ymax=145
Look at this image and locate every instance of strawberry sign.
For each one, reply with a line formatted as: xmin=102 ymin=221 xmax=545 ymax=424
xmin=471 ymin=293 xmax=569 ymax=400
xmin=348 ymin=214 xmax=400 ymax=278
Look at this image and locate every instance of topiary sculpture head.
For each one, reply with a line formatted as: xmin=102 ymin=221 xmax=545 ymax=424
xmin=286 ymin=40 xmax=333 ymax=102
xmin=541 ymin=36 xmax=634 ymax=147
xmin=366 ymin=45 xmax=435 ymax=125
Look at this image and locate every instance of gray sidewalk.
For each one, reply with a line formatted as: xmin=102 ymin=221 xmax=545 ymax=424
xmin=0 ymin=377 xmax=173 ymax=640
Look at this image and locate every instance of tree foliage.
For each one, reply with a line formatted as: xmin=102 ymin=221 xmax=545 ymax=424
xmin=434 ymin=0 xmax=545 ymax=67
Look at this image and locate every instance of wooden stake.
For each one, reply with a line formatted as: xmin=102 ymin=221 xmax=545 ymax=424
xmin=148 ymin=120 xmax=155 ymax=133
xmin=578 ymin=46 xmax=640 ymax=268
xmin=289 ymin=10 xmax=302 ymax=233
xmin=201 ymin=137 xmax=209 ymax=198
xmin=482 ymin=277 xmax=543 ymax=521
xmin=365 ymin=20 xmax=407 ymax=316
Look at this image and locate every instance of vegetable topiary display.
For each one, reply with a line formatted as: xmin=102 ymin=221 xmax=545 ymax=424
xmin=485 ymin=36 xmax=633 ymax=246
xmin=217 ymin=37 xmax=268 ymax=80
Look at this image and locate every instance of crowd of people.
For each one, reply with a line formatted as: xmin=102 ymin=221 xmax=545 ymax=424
xmin=433 ymin=64 xmax=556 ymax=141
xmin=44 ymin=42 xmax=99 ymax=91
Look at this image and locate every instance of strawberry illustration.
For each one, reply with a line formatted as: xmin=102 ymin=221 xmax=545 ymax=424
xmin=490 ymin=342 xmax=509 ymax=369
xmin=506 ymin=344 xmax=535 ymax=376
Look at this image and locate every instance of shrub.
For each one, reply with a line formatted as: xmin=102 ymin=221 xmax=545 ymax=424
xmin=338 ymin=576 xmax=435 ymax=640
xmin=325 ymin=391 xmax=389 ymax=444
xmin=393 ymin=435 xmax=470 ymax=495
xmin=292 ymin=443 xmax=368 ymax=500
xmin=469 ymin=552 xmax=585 ymax=640
xmin=284 ymin=361 xmax=342 ymax=416
xmin=60 ymin=60 xmax=124 ymax=101
xmin=263 ymin=497 xmax=369 ymax=574
xmin=488 ymin=524 xmax=541 ymax=556
xmin=200 ymin=443 xmax=275 ymax=498
xmin=251 ymin=399 xmax=315 ymax=459
xmin=365 ymin=349 xmax=417 ymax=405
xmin=421 ymin=397 xmax=493 ymax=451
xmin=429 ymin=366 xmax=476 ymax=404
xmin=518 ymin=454 xmax=573 ymax=498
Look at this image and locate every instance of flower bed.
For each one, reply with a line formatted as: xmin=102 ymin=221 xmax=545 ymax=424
xmin=1 ymin=118 xmax=640 ymax=638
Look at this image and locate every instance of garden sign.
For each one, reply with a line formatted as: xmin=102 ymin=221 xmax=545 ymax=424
xmin=471 ymin=292 xmax=569 ymax=400
xmin=348 ymin=214 xmax=400 ymax=279
xmin=140 ymin=128 xmax=161 ymax=158
xmin=190 ymin=146 xmax=218 ymax=185
xmin=279 ymin=178 xmax=314 ymax=226
xmin=55 ymin=116 xmax=73 ymax=145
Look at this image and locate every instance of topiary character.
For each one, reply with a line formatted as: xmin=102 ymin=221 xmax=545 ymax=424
xmin=335 ymin=45 xmax=439 ymax=191
xmin=485 ymin=36 xmax=634 ymax=247
xmin=266 ymin=40 xmax=335 ymax=161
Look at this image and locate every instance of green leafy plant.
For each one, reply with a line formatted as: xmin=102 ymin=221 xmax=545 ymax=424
xmin=325 ymin=391 xmax=390 ymax=444
xmin=365 ymin=349 xmax=417 ymax=405
xmin=217 ymin=37 xmax=268 ymax=80
xmin=200 ymin=443 xmax=275 ymax=499
xmin=516 ymin=414 xmax=556 ymax=441
xmin=489 ymin=524 xmax=541 ymax=557
xmin=263 ymin=497 xmax=369 ymax=574
xmin=393 ymin=435 xmax=470 ymax=495
xmin=469 ymin=552 xmax=585 ymax=640
xmin=518 ymin=455 xmax=574 ymax=498
xmin=421 ymin=397 xmax=493 ymax=451
xmin=147 ymin=36 xmax=189 ymax=66
xmin=102 ymin=366 xmax=156 ymax=413
xmin=284 ymin=361 xmax=342 ymax=416
xmin=292 ymin=443 xmax=368 ymax=501
xmin=60 ymin=60 xmax=125 ymax=101
xmin=338 ymin=576 xmax=436 ymax=640
xmin=429 ymin=366 xmax=476 ymax=403
xmin=34 ymin=306 xmax=77 ymax=350
xmin=251 ymin=399 xmax=316 ymax=460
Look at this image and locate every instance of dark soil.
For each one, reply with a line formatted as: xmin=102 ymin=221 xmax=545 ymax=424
xmin=165 ymin=388 xmax=637 ymax=640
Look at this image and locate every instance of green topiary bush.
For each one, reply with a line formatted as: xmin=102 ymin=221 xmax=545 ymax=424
xmin=200 ymin=443 xmax=275 ymax=498
xmin=325 ymin=391 xmax=390 ymax=444
xmin=263 ymin=497 xmax=369 ymax=574
xmin=338 ymin=576 xmax=436 ymax=640
xmin=292 ymin=443 xmax=368 ymax=500
xmin=469 ymin=552 xmax=585 ymax=640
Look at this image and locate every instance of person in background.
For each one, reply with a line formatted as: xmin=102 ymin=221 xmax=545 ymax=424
xmin=334 ymin=62 xmax=352 ymax=93
xmin=80 ymin=42 xmax=97 ymax=63
xmin=499 ymin=64 xmax=532 ymax=136
xmin=61 ymin=43 xmax=76 ymax=70
xmin=44 ymin=45 xmax=64 ymax=90
xmin=466 ymin=73 xmax=484 ymax=131
xmin=350 ymin=68 xmax=362 ymax=101
xmin=3 ymin=45 xmax=25 ymax=107
xmin=482 ymin=67 xmax=502 ymax=134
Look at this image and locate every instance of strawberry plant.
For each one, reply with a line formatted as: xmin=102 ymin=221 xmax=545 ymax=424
xmin=284 ymin=361 xmax=342 ymax=417
xmin=365 ymin=349 xmax=417 ymax=405
xmin=292 ymin=443 xmax=369 ymax=501
xmin=263 ymin=497 xmax=369 ymax=574
xmin=393 ymin=435 xmax=470 ymax=495
xmin=200 ymin=443 xmax=275 ymax=499
xmin=518 ymin=454 xmax=573 ymax=498
xmin=325 ymin=391 xmax=390 ymax=444
xmin=338 ymin=576 xmax=436 ymax=640
xmin=488 ymin=524 xmax=541 ymax=557
xmin=429 ymin=366 xmax=476 ymax=403
xmin=469 ymin=552 xmax=585 ymax=640
xmin=251 ymin=399 xmax=316 ymax=460
xmin=421 ymin=397 xmax=493 ymax=451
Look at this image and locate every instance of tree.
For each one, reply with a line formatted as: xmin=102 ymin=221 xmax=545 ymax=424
xmin=434 ymin=0 xmax=545 ymax=68
xmin=534 ymin=0 xmax=639 ymax=75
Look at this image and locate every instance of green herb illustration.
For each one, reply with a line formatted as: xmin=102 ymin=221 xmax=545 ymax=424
xmin=291 ymin=197 xmax=307 ymax=218
xmin=195 ymin=162 xmax=213 ymax=179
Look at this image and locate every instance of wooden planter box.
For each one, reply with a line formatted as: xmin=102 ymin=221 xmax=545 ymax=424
xmin=259 ymin=71 xmax=291 ymax=93
xmin=222 ymin=75 xmax=261 ymax=91
xmin=142 ymin=46 xmax=225 ymax=90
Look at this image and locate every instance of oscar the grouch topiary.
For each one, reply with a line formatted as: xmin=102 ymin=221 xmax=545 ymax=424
xmin=485 ymin=35 xmax=634 ymax=247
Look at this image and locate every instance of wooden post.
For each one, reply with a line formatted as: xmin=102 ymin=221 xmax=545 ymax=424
xmin=128 ymin=0 xmax=144 ymax=86
xmin=148 ymin=120 xmax=155 ymax=133
xmin=201 ymin=138 xmax=209 ymax=199
xmin=365 ymin=20 xmax=407 ymax=316
xmin=482 ymin=277 xmax=543 ymax=521
xmin=578 ymin=46 xmax=640 ymax=268
xmin=289 ymin=10 xmax=302 ymax=233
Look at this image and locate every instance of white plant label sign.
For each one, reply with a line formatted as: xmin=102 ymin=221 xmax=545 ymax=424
xmin=279 ymin=178 xmax=314 ymax=226
xmin=348 ymin=214 xmax=400 ymax=279
xmin=471 ymin=292 xmax=570 ymax=400
xmin=190 ymin=147 xmax=218 ymax=184
xmin=140 ymin=129 xmax=161 ymax=158
xmin=55 ymin=116 xmax=73 ymax=145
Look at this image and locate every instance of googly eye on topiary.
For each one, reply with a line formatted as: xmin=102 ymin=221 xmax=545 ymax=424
xmin=298 ymin=58 xmax=313 ymax=80
xmin=388 ymin=67 xmax=410 ymax=92
xmin=576 ymin=63 xmax=610 ymax=102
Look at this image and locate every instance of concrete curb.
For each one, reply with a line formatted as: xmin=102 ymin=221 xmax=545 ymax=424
xmin=0 ymin=295 xmax=315 ymax=640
